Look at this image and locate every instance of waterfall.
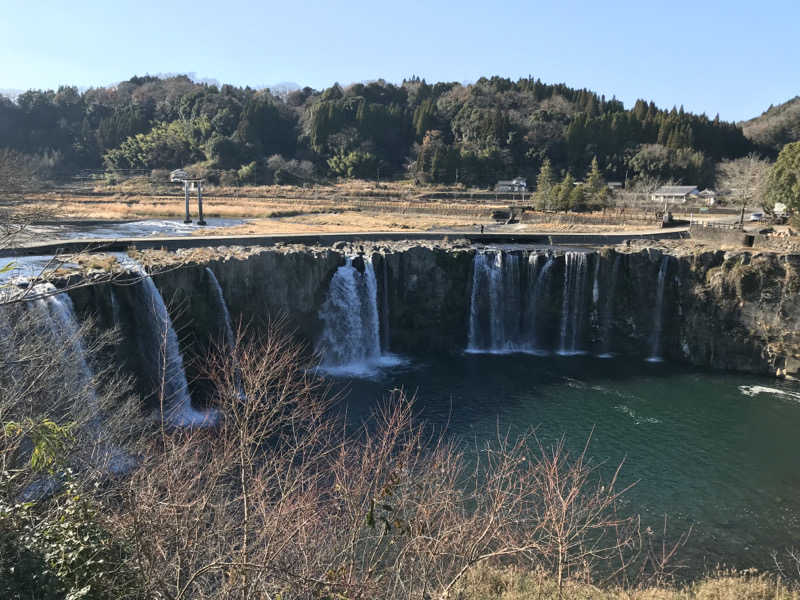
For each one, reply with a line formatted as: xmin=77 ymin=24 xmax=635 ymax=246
xmin=117 ymin=256 xmax=215 ymax=427
xmin=524 ymin=253 xmax=554 ymax=352
xmin=467 ymin=251 xmax=510 ymax=352
xmin=317 ymin=255 xmax=398 ymax=376
xmin=468 ymin=250 xmax=553 ymax=354
xmin=32 ymin=285 xmax=135 ymax=474
xmin=598 ymin=254 xmax=621 ymax=357
xmin=206 ymin=267 xmax=235 ymax=349
xmin=33 ymin=284 xmax=96 ymax=401
xmin=381 ymin=257 xmax=390 ymax=352
xmin=647 ymin=256 xmax=670 ymax=362
xmin=558 ymin=252 xmax=588 ymax=355
xmin=110 ymin=288 xmax=120 ymax=326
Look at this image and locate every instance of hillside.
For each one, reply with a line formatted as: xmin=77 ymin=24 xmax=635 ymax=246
xmin=0 ymin=74 xmax=753 ymax=189
xmin=741 ymin=96 xmax=800 ymax=153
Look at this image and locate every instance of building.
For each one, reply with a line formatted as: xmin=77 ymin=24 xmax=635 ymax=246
xmin=169 ymin=169 xmax=189 ymax=182
xmin=495 ymin=177 xmax=527 ymax=192
xmin=698 ymin=189 xmax=717 ymax=206
xmin=651 ymin=185 xmax=699 ymax=204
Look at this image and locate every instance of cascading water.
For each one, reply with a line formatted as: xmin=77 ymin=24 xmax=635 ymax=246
xmin=31 ymin=284 xmax=134 ymax=474
xmin=558 ymin=252 xmax=588 ymax=355
xmin=317 ymin=255 xmax=399 ymax=376
xmin=110 ymin=288 xmax=120 ymax=326
xmin=468 ymin=250 xmax=553 ymax=354
xmin=468 ymin=251 xmax=510 ymax=352
xmin=41 ymin=286 xmax=96 ymax=400
xmin=647 ymin=255 xmax=670 ymax=362
xmin=524 ymin=253 xmax=554 ymax=352
xmin=598 ymin=254 xmax=621 ymax=357
xmin=206 ymin=267 xmax=235 ymax=349
xmin=117 ymin=256 xmax=215 ymax=426
xmin=381 ymin=257 xmax=390 ymax=352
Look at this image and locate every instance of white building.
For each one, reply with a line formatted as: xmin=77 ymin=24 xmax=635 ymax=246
xmin=495 ymin=177 xmax=527 ymax=192
xmin=698 ymin=189 xmax=717 ymax=206
xmin=651 ymin=185 xmax=698 ymax=204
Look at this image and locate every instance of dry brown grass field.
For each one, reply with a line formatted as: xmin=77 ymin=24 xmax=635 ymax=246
xmin=464 ymin=566 xmax=800 ymax=600
xmin=20 ymin=179 xmax=677 ymax=236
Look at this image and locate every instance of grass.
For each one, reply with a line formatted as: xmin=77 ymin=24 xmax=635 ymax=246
xmin=463 ymin=566 xmax=800 ymax=600
xmin=17 ymin=179 xmax=686 ymax=236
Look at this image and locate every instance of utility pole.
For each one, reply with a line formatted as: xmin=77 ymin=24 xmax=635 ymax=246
xmin=183 ymin=180 xmax=192 ymax=224
xmin=197 ymin=182 xmax=206 ymax=226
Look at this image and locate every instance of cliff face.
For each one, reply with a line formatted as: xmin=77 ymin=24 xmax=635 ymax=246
xmin=674 ymin=251 xmax=800 ymax=376
xmin=65 ymin=243 xmax=800 ymax=403
xmin=380 ymin=246 xmax=474 ymax=352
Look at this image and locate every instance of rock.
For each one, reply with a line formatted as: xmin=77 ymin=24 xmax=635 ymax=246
xmin=63 ymin=241 xmax=800 ymax=396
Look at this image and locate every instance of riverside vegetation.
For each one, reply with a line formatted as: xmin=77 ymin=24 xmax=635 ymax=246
xmin=2 ymin=242 xmax=800 ymax=598
xmin=3 ymin=309 xmax=800 ymax=600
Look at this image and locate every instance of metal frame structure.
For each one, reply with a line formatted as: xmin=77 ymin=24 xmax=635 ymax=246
xmin=170 ymin=169 xmax=207 ymax=225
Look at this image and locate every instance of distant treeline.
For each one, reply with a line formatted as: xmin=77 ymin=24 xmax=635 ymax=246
xmin=0 ymin=74 xmax=756 ymax=188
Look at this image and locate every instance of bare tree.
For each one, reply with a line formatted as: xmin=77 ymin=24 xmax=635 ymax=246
xmin=716 ymin=153 xmax=772 ymax=218
xmin=107 ymin=322 xmax=680 ymax=600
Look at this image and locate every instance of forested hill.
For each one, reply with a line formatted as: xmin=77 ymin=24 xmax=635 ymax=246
xmin=0 ymin=74 xmax=755 ymax=188
xmin=741 ymin=96 xmax=800 ymax=154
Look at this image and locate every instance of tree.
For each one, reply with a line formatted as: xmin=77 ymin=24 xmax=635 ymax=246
xmin=327 ymin=149 xmax=378 ymax=179
xmin=0 ymin=149 xmax=44 ymax=250
xmin=764 ymin=142 xmax=800 ymax=215
xmin=553 ymin=172 xmax=575 ymax=211
xmin=535 ymin=158 xmax=555 ymax=210
xmin=569 ymin=182 xmax=586 ymax=211
xmin=585 ymin=155 xmax=609 ymax=208
xmin=717 ymin=154 xmax=774 ymax=214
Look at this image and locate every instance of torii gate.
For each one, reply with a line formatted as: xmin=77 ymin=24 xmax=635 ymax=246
xmin=169 ymin=169 xmax=207 ymax=225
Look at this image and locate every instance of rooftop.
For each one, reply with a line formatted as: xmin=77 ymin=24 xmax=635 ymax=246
xmin=653 ymin=185 xmax=698 ymax=195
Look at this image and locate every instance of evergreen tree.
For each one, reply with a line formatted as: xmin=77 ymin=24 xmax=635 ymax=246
xmin=535 ymin=158 xmax=554 ymax=209
xmin=766 ymin=141 xmax=800 ymax=214
xmin=586 ymin=156 xmax=609 ymax=208
xmin=569 ymin=183 xmax=586 ymax=211
xmin=554 ymin=172 xmax=574 ymax=211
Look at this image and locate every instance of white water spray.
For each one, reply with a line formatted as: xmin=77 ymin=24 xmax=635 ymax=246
xmin=117 ymin=256 xmax=216 ymax=426
xmin=647 ymin=256 xmax=670 ymax=362
xmin=558 ymin=252 xmax=588 ymax=355
xmin=206 ymin=267 xmax=235 ymax=349
xmin=317 ymin=255 xmax=400 ymax=376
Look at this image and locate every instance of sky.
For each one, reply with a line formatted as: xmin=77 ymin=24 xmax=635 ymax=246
xmin=1 ymin=0 xmax=798 ymax=122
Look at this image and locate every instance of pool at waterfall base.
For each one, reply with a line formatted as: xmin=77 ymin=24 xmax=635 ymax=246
xmin=326 ymin=351 xmax=800 ymax=575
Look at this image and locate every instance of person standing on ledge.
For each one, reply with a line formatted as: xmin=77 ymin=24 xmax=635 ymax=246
xmin=480 ymin=224 xmax=484 ymax=234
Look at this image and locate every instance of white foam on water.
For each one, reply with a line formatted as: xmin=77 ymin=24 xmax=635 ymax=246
xmin=739 ymin=385 xmax=800 ymax=402
xmin=464 ymin=347 xmax=551 ymax=357
xmin=614 ymin=404 xmax=661 ymax=425
xmin=555 ymin=349 xmax=589 ymax=357
xmin=315 ymin=353 xmax=409 ymax=379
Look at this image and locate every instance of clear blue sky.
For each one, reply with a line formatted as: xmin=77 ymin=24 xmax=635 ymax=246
xmin=1 ymin=0 xmax=798 ymax=121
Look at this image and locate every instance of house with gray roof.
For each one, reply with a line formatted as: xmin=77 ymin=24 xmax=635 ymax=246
xmin=650 ymin=185 xmax=698 ymax=204
xmin=495 ymin=177 xmax=527 ymax=192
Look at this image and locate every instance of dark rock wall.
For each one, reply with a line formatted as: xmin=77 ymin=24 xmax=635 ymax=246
xmin=66 ymin=245 xmax=800 ymax=404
